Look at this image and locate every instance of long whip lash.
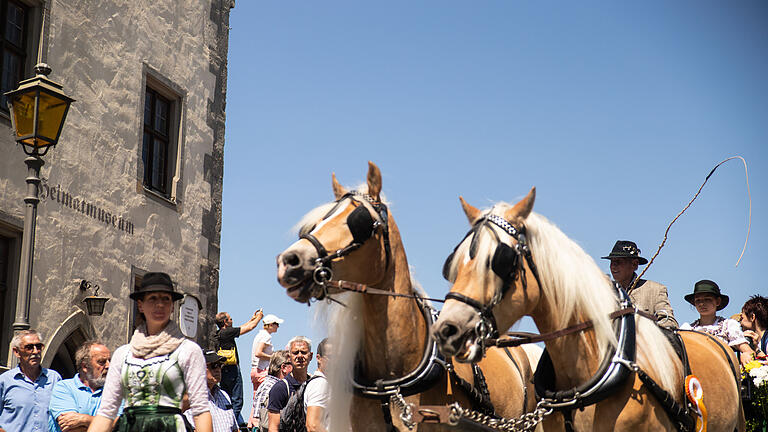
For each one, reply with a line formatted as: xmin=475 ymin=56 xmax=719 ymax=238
xmin=632 ymin=156 xmax=751 ymax=289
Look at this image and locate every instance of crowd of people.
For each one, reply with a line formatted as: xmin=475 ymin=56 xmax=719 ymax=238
xmin=0 ymin=240 xmax=765 ymax=432
xmin=0 ymin=272 xmax=331 ymax=432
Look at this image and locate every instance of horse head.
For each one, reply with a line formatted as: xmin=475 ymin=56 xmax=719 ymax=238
xmin=276 ymin=161 xmax=392 ymax=303
xmin=432 ymin=187 xmax=541 ymax=362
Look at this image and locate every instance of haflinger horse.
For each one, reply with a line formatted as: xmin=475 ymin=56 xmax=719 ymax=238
xmin=432 ymin=188 xmax=745 ymax=431
xmin=276 ymin=162 xmax=538 ymax=431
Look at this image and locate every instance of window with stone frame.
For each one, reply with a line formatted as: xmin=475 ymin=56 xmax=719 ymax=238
xmin=142 ymin=87 xmax=175 ymax=196
xmin=0 ymin=0 xmax=30 ymax=111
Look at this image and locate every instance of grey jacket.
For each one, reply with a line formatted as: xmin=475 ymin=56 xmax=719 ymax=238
xmin=623 ymin=274 xmax=678 ymax=329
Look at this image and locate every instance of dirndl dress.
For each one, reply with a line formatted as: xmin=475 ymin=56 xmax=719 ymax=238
xmin=113 ymin=349 xmax=191 ymax=432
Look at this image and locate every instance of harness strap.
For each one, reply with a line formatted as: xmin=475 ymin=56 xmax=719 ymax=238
xmin=379 ymin=399 xmax=397 ymax=432
xmin=491 ymin=307 xmax=637 ymax=347
xmin=502 ymin=347 xmax=528 ymax=411
xmin=445 ymin=292 xmax=500 ymax=338
xmin=299 ymin=233 xmax=328 ymax=258
xmin=562 ymin=409 xmax=576 ymax=432
xmin=635 ymin=368 xmax=695 ymax=431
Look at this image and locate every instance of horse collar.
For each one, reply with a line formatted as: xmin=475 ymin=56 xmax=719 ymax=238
xmin=351 ymin=298 xmax=447 ymax=398
xmin=533 ymin=286 xmax=637 ymax=411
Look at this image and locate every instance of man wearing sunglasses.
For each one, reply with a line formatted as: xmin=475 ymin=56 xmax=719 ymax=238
xmin=183 ymin=351 xmax=238 ymax=431
xmin=0 ymin=330 xmax=62 ymax=431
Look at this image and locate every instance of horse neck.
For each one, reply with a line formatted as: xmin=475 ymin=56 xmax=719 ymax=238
xmin=532 ymin=296 xmax=602 ymax=388
xmin=358 ymin=219 xmax=427 ymax=380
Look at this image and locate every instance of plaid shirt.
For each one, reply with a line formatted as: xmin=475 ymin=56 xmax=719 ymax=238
xmin=251 ymin=375 xmax=279 ymax=421
xmin=184 ymin=384 xmax=238 ymax=432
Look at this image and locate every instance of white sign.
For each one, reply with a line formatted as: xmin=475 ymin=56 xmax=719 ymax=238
xmin=179 ymin=296 xmax=199 ymax=338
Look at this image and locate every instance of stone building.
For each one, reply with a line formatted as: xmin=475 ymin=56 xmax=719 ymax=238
xmin=0 ymin=0 xmax=232 ymax=375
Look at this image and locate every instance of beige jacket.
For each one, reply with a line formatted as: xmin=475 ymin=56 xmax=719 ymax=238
xmin=623 ymin=274 xmax=678 ymax=329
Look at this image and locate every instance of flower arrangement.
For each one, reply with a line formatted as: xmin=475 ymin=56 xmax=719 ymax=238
xmin=743 ymin=359 xmax=768 ymax=432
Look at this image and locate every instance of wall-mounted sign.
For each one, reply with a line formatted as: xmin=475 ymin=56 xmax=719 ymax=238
xmin=179 ymin=296 xmax=200 ymax=338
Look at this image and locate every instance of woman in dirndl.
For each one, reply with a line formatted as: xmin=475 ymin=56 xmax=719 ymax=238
xmin=87 ymin=272 xmax=212 ymax=432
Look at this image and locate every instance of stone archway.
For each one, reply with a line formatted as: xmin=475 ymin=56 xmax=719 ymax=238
xmin=42 ymin=310 xmax=95 ymax=378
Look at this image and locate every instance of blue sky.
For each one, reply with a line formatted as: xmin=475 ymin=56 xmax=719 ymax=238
xmin=220 ymin=1 xmax=767 ymax=400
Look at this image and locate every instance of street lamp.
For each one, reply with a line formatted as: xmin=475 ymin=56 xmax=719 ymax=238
xmin=6 ymin=63 xmax=74 ymax=330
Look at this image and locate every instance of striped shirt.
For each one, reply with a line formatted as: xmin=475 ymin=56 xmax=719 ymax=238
xmin=252 ymin=375 xmax=279 ymax=422
xmin=184 ymin=385 xmax=238 ymax=432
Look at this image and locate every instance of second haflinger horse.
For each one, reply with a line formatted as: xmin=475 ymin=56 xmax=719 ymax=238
xmin=276 ymin=162 xmax=538 ymax=431
xmin=432 ymin=187 xmax=744 ymax=431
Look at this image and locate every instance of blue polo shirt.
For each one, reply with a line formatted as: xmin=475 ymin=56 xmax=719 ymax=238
xmin=0 ymin=366 xmax=61 ymax=432
xmin=48 ymin=373 xmax=104 ymax=432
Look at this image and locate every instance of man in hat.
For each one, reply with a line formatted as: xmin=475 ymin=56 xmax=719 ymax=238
xmin=214 ymin=309 xmax=263 ymax=425
xmin=183 ymin=351 xmax=238 ymax=432
xmin=681 ymin=280 xmax=754 ymax=366
xmin=602 ymin=240 xmax=678 ymax=329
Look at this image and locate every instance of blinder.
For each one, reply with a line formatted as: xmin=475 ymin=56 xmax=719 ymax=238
xmin=298 ymin=192 xmax=392 ymax=299
xmin=347 ymin=204 xmax=376 ymax=244
xmin=491 ymin=242 xmax=519 ymax=284
xmin=442 ymin=216 xmax=521 ymax=286
xmin=442 ymin=212 xmax=540 ymax=345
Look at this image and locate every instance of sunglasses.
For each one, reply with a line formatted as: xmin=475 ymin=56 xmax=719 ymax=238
xmin=22 ymin=343 xmax=44 ymax=351
xmin=208 ymin=362 xmax=223 ymax=369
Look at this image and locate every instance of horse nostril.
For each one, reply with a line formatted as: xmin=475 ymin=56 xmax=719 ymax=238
xmin=282 ymin=252 xmax=301 ymax=268
xmin=440 ymin=323 xmax=458 ymax=339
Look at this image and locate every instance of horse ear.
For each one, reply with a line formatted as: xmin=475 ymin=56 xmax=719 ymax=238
xmin=505 ymin=187 xmax=536 ymax=222
xmin=459 ymin=196 xmax=482 ymax=224
xmin=332 ymin=173 xmax=347 ymax=200
xmin=366 ymin=161 xmax=382 ymax=201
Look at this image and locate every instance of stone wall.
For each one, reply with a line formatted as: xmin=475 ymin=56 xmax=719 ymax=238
xmin=0 ymin=0 xmax=230 ymax=359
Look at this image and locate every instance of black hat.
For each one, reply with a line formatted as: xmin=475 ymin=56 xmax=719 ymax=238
xmin=203 ymin=350 xmax=226 ymax=364
xmin=684 ymin=279 xmax=729 ymax=311
xmin=129 ymin=272 xmax=184 ymax=301
xmin=601 ymin=240 xmax=648 ymax=265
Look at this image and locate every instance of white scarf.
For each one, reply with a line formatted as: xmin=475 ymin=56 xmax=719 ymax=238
xmin=130 ymin=321 xmax=186 ymax=359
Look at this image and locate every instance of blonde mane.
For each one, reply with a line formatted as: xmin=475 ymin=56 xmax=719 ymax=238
xmin=445 ymin=205 xmax=679 ymax=391
xmin=526 ymin=211 xmax=680 ymax=391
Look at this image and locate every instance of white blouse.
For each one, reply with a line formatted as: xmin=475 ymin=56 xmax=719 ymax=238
xmin=97 ymin=339 xmax=209 ymax=418
xmin=681 ymin=316 xmax=749 ymax=347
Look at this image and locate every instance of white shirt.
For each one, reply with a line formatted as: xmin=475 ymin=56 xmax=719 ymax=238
xmin=680 ymin=316 xmax=749 ymax=347
xmin=251 ymin=329 xmax=273 ymax=370
xmin=303 ymin=371 xmax=329 ymax=430
xmin=97 ymin=339 xmax=209 ymax=418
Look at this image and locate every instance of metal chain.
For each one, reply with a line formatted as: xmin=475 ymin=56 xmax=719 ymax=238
xmin=390 ymin=391 xmax=417 ymax=430
xmin=449 ymin=400 xmax=553 ymax=431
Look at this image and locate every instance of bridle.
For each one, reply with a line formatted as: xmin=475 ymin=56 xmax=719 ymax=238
xmin=442 ymin=213 xmax=542 ymax=345
xmin=299 ymin=191 xmax=391 ymax=300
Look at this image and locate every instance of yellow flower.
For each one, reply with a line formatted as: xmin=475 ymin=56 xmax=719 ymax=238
xmin=744 ymin=360 xmax=763 ymax=372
